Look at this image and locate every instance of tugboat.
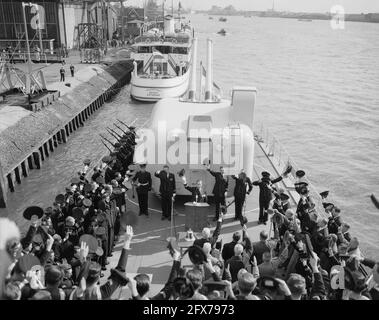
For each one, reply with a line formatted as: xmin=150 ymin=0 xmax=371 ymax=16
xmin=131 ymin=38 xmax=256 ymax=195
xmin=219 ymin=17 xmax=227 ymax=22
xmin=130 ymin=16 xmax=193 ymax=102
xmin=217 ymin=28 xmax=227 ymax=35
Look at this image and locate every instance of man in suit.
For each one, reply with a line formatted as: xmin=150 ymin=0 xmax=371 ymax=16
xmin=133 ymin=164 xmax=152 ymax=216
xmin=154 ymin=165 xmax=176 ymax=221
xmin=205 ymin=164 xmax=229 ymax=221
xmin=251 ymin=230 xmax=270 ymax=265
xmin=179 ymin=171 xmax=207 ymax=203
xmin=222 ymin=231 xmax=241 ymax=262
xmin=232 ymin=170 xmax=253 ymax=221
xmin=252 ymin=171 xmax=283 ymax=225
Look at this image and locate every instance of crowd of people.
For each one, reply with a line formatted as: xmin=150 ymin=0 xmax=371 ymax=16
xmin=0 ymin=122 xmax=378 ymax=301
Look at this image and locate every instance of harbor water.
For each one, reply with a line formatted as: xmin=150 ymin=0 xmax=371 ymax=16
xmin=1 ymin=14 xmax=378 ymax=259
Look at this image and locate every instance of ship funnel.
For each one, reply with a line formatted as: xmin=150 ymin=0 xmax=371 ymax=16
xmin=205 ymin=38 xmax=213 ymax=102
xmin=188 ymin=38 xmax=198 ymax=101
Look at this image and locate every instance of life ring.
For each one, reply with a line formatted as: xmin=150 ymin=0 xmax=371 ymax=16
xmin=146 ymin=38 xmax=151 ymax=43
xmin=172 ymin=38 xmax=177 ymax=44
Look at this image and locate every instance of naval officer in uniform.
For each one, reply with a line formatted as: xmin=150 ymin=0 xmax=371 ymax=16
xmin=155 ymin=165 xmax=176 ymax=221
xmin=252 ymin=171 xmax=288 ymax=225
xmin=132 ymin=164 xmax=152 ymax=216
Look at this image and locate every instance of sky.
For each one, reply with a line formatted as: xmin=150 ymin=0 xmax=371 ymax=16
xmin=120 ymin=0 xmax=379 ymax=13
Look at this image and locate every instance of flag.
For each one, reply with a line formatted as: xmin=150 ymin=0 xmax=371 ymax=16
xmin=152 ymin=47 xmax=164 ymax=59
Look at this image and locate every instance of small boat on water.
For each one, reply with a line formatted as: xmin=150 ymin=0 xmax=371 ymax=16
xmin=217 ymin=28 xmax=226 ymax=35
xmin=298 ymin=19 xmax=313 ymax=22
xmin=209 ymin=16 xmax=213 ymax=20
xmin=219 ymin=17 xmax=227 ymax=22
xmin=130 ymin=17 xmax=193 ymax=102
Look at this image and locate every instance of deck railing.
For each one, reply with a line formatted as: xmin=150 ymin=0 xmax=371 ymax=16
xmin=254 ymin=122 xmax=328 ymax=220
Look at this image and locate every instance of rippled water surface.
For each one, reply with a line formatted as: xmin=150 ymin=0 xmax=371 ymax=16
xmin=1 ymin=15 xmax=379 ymax=258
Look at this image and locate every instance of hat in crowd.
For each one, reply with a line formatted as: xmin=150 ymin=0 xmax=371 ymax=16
xmin=126 ymin=170 xmax=134 ymax=176
xmin=240 ymin=215 xmax=248 ymax=226
xmin=83 ymin=198 xmax=92 ymax=207
xmin=287 ymin=273 xmax=307 ymax=295
xmin=29 ymin=290 xmax=52 ymax=300
xmin=23 ymin=206 xmax=44 ymax=220
xmin=295 ymin=170 xmax=305 ymax=178
xmin=65 ymin=216 xmax=75 ymax=227
xmin=71 ymin=207 xmax=84 ymax=221
xmin=140 ymin=163 xmax=147 ymax=168
xmin=261 ymin=171 xmax=270 ymax=178
xmin=15 ymin=254 xmax=41 ymax=274
xmin=178 ymin=168 xmax=185 ymax=177
xmin=79 ymin=234 xmax=103 ymax=256
xmin=83 ymin=159 xmax=91 ymax=166
xmin=295 ymin=180 xmax=308 ymax=187
xmin=70 ymin=177 xmax=81 ymax=185
xmin=96 ymin=176 xmax=105 ymax=185
xmin=323 ymin=202 xmax=334 ymax=210
xmin=187 ymin=245 xmax=208 ymax=265
xmin=101 ymin=156 xmax=113 ymax=164
xmin=54 ymin=194 xmax=65 ymax=205
xmin=280 ymin=193 xmax=290 ymax=201
xmin=273 ymin=212 xmax=284 ymax=225
xmin=114 ymin=142 xmax=121 ymax=148
xmin=316 ymin=218 xmax=328 ymax=232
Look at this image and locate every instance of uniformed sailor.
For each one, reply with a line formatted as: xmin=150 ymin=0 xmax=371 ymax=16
xmin=132 ymin=164 xmax=152 ymax=216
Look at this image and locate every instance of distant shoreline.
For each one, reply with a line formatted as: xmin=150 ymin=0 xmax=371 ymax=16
xmin=198 ymin=10 xmax=379 ymax=24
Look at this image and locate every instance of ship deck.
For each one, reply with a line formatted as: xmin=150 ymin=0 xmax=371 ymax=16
xmin=102 ymin=138 xmax=294 ymax=299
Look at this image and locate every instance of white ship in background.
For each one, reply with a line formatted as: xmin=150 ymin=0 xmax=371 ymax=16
xmin=130 ymin=16 xmax=193 ymax=102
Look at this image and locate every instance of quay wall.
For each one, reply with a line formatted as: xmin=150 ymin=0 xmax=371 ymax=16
xmin=0 ymin=60 xmax=134 ymax=207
